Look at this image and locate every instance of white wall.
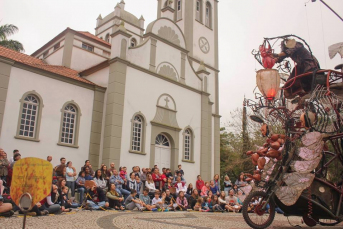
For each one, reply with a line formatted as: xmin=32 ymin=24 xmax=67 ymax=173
xmin=0 ymin=67 xmax=95 ymax=172
xmin=127 ymin=38 xmax=151 ymax=69
xmin=70 ymin=46 xmax=107 ymax=71
xmin=84 ymin=67 xmax=109 ymax=88
xmin=120 ymin=67 xmax=202 ymax=185
xmin=45 ymin=47 xmax=63 ymax=66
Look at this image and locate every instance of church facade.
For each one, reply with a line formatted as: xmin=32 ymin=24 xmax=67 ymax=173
xmin=0 ymin=0 xmax=220 ymax=182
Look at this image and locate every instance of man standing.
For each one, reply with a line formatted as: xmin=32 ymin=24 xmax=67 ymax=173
xmin=54 ymin=157 xmax=66 ymax=178
xmin=8 ymin=150 xmax=19 ymax=164
xmin=81 ymin=160 xmax=94 ymax=176
xmin=47 ymin=156 xmax=52 ymax=163
xmin=107 ymin=162 xmax=115 ymax=176
xmin=0 ymin=149 xmax=9 ymax=186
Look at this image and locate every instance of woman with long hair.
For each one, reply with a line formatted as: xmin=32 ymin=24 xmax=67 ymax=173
xmin=106 ymin=183 xmax=125 ymax=210
xmin=94 ymin=169 xmax=107 ymax=192
xmin=188 ymin=189 xmax=199 ymax=210
xmin=223 ymin=175 xmax=232 ymax=196
xmin=145 ymin=173 xmax=156 ymax=199
xmin=101 ymin=165 xmax=110 ymax=181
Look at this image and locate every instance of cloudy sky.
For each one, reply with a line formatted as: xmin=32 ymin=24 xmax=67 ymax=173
xmin=1 ymin=0 xmax=342 ymax=125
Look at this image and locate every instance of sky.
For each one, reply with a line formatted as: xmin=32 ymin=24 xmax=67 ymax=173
xmin=1 ymin=0 xmax=343 ymax=126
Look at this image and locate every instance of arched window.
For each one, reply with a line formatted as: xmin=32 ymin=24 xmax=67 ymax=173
xmin=205 ymin=2 xmax=212 ymax=28
xmin=16 ymin=91 xmax=44 ymax=141
xmin=58 ymin=102 xmax=81 ymax=148
xmin=182 ymin=127 xmax=195 ymax=162
xmin=130 ymin=38 xmax=137 ymax=47
xmin=130 ymin=113 xmax=146 ymax=154
xmin=19 ymin=95 xmax=39 ymax=138
xmin=176 ymin=0 xmax=182 ymax=21
xmin=105 ymin=33 xmax=110 ymax=43
xmin=196 ymin=0 xmax=202 ymax=22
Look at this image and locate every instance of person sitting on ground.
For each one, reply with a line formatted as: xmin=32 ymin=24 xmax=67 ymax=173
xmin=223 ymin=175 xmax=232 ymax=195
xmin=218 ymin=191 xmax=230 ymax=212
xmin=186 ymin=183 xmax=193 ymax=196
xmin=85 ymin=181 xmax=109 ymax=210
xmin=57 ymin=178 xmax=67 ymax=195
xmin=139 ymin=188 xmax=155 ymax=211
xmin=159 ymin=192 xmax=169 ymax=211
xmin=211 ymin=195 xmax=224 ymax=212
xmin=0 ymin=195 xmax=13 ymax=217
xmin=54 ymin=157 xmax=66 ymax=178
xmin=237 ymin=190 xmax=246 ymax=203
xmin=207 ymin=190 xmax=214 ymax=203
xmin=176 ymin=191 xmax=188 ymax=211
xmin=232 ymin=184 xmax=242 ymax=195
xmin=225 ymin=189 xmax=241 ymax=213
xmin=196 ymin=175 xmax=205 ymax=193
xmin=200 ymin=182 xmax=210 ymax=197
xmin=151 ymin=191 xmax=163 ymax=211
xmin=75 ymin=171 xmax=86 ymax=204
xmin=41 ymin=184 xmax=65 ymax=214
xmin=164 ymin=189 xmax=175 ymax=210
xmin=124 ymin=189 xmax=145 ymax=211
xmin=194 ymin=197 xmax=203 ymax=211
xmin=109 ymin=169 xmax=130 ymax=199
xmin=210 ymin=180 xmax=220 ymax=196
xmin=200 ymin=196 xmax=211 ymax=212
xmin=94 ymin=169 xmax=107 ymax=192
xmin=106 ymin=183 xmax=125 ymax=210
xmin=64 ymin=161 xmax=77 ymax=198
xmin=145 ymin=173 xmax=157 ymax=199
xmin=188 ymin=189 xmax=199 ymax=210
xmin=20 ymin=201 xmax=49 ymax=217
xmin=61 ymin=186 xmax=80 ymax=209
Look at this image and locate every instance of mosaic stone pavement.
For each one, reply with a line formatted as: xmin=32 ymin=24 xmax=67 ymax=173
xmin=1 ymin=210 xmax=343 ymax=229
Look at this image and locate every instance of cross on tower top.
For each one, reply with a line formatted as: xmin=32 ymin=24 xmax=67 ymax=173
xmin=164 ymin=96 xmax=170 ymax=108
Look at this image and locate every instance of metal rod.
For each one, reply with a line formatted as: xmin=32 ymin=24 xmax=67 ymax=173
xmin=22 ymin=212 xmax=27 ymax=229
xmin=319 ymin=0 xmax=343 ymax=22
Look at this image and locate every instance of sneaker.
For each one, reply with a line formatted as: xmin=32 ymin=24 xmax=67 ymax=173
xmin=157 ymin=208 xmax=162 ymax=212
xmin=152 ymin=208 xmax=157 ymax=212
xmin=139 ymin=207 xmax=146 ymax=212
xmin=164 ymin=209 xmax=169 ymax=212
xmin=0 ymin=210 xmax=14 ymax=217
xmin=40 ymin=210 xmax=49 ymax=216
xmin=26 ymin=212 xmax=37 ymax=216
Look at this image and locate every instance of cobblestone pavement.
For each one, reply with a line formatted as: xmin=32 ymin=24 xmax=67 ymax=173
xmin=1 ymin=210 xmax=343 ymax=229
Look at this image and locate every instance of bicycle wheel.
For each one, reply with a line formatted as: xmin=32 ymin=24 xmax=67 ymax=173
xmin=242 ymin=191 xmax=276 ymax=229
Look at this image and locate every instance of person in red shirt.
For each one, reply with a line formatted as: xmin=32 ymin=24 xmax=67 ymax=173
xmin=160 ymin=168 xmax=167 ymax=189
xmin=196 ymin=175 xmax=205 ymax=193
xmin=152 ymin=168 xmax=162 ymax=191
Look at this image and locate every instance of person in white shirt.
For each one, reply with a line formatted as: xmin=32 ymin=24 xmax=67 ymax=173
xmin=145 ymin=173 xmax=157 ymax=199
xmin=175 ymin=177 xmax=188 ymax=198
xmin=151 ymin=191 xmax=163 ymax=210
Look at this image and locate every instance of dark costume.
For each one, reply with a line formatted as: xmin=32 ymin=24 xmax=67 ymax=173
xmin=277 ymin=41 xmax=320 ymax=97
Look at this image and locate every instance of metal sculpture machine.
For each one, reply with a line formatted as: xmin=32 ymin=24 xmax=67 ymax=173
xmin=242 ymin=35 xmax=343 ymax=229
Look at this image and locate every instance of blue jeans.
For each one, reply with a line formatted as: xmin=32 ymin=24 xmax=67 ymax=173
xmin=87 ymin=200 xmax=106 ymax=210
xmin=78 ymin=187 xmax=85 ymax=204
xmin=66 ymin=181 xmax=75 ymax=197
xmin=116 ymin=188 xmax=130 ymax=199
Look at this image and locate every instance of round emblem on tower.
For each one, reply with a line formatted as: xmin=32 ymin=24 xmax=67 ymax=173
xmin=199 ymin=37 xmax=210 ymax=54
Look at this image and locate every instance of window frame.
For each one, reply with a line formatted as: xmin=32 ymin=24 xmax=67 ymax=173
xmin=105 ymin=33 xmax=110 ymax=43
xmin=129 ymin=112 xmax=147 ymax=155
xmin=57 ymin=101 xmax=82 ymax=148
xmin=175 ymin=0 xmax=182 ymax=21
xmin=196 ymin=0 xmax=203 ymax=23
xmin=53 ymin=42 xmax=60 ymax=51
xmin=130 ymin=38 xmax=137 ymax=48
xmin=205 ymin=1 xmax=212 ymax=29
xmin=15 ymin=91 xmax=44 ymax=142
xmin=81 ymin=42 xmax=94 ymax=52
xmin=42 ymin=50 xmax=49 ymax=58
xmin=182 ymin=126 xmax=195 ymax=163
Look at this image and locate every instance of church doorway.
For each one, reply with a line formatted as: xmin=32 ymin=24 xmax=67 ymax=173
xmin=154 ymin=134 xmax=171 ymax=169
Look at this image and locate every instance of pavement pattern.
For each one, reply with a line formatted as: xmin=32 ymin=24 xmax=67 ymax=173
xmin=1 ymin=210 xmax=343 ymax=229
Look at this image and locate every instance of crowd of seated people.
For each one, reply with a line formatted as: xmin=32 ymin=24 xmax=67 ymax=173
xmin=0 ymin=148 xmax=265 ymax=217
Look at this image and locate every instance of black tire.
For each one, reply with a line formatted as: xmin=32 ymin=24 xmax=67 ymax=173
xmin=242 ymin=191 xmax=276 ymax=229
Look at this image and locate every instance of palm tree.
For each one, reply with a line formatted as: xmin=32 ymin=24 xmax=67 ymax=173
xmin=0 ymin=24 xmax=24 ymax=52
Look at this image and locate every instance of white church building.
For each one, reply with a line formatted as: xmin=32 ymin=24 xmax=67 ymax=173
xmin=0 ymin=0 xmax=220 ymax=182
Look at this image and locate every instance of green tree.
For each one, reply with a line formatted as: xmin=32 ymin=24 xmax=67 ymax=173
xmin=0 ymin=24 xmax=24 ymax=52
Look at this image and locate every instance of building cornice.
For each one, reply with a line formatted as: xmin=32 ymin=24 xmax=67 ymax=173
xmin=95 ymin=16 xmax=145 ymax=32
xmin=143 ymin=32 xmax=189 ymax=54
xmin=189 ymin=56 xmax=220 ymax=73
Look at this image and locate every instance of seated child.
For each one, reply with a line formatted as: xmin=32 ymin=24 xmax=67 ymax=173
xmin=124 ymin=190 xmax=145 ymax=211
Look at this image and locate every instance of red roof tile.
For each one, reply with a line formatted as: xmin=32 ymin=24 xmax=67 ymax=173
xmin=0 ymin=46 xmax=97 ymax=86
xmin=76 ymin=31 xmax=111 ymax=46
